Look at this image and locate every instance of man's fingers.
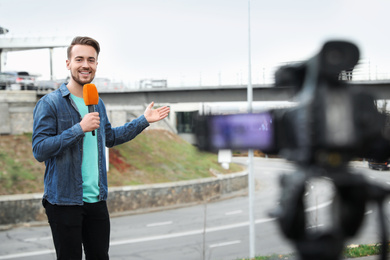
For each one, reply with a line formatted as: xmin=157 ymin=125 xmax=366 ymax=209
xmin=80 ymin=112 xmax=100 ymax=132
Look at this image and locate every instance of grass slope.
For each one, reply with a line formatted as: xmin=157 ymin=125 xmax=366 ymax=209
xmin=0 ymin=129 xmax=243 ymax=195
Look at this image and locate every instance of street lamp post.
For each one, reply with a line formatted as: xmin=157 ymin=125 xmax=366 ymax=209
xmin=247 ymin=0 xmax=256 ymax=259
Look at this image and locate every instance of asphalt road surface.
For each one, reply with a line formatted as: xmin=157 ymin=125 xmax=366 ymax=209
xmin=0 ymin=158 xmax=389 ymax=260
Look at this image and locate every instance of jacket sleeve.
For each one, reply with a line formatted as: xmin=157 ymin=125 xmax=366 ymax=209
xmin=100 ymin=100 xmax=150 ymax=148
xmin=32 ymin=98 xmax=85 ymax=162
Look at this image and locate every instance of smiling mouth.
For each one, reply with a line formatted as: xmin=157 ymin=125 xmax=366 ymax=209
xmin=79 ymin=71 xmax=91 ymax=77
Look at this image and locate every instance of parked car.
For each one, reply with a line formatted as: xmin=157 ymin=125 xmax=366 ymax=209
xmin=36 ymin=79 xmax=66 ymax=91
xmin=0 ymin=71 xmax=37 ymax=90
xmin=368 ymin=159 xmax=389 ymax=171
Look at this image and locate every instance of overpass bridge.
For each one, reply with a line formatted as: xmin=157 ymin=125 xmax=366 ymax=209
xmin=46 ymin=81 xmax=390 ymax=145
xmin=5 ymin=80 xmax=387 ymax=140
xmin=0 ymin=36 xmax=72 ymax=79
xmin=75 ymin=81 xmax=390 ymax=106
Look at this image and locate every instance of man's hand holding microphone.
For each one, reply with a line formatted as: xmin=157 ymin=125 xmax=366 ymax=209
xmin=81 ymin=84 xmax=100 ymax=135
xmin=80 ymin=112 xmax=100 ymax=134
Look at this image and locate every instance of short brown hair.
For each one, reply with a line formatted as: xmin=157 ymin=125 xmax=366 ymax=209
xmin=67 ymin=36 xmax=100 ymax=59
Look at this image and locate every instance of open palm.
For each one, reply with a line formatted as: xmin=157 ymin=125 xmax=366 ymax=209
xmin=144 ymin=102 xmax=170 ymax=123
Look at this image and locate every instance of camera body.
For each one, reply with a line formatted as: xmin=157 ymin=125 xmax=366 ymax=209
xmin=196 ymin=41 xmax=389 ymax=166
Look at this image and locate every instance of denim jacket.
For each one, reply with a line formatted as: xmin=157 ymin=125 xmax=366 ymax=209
xmin=32 ymin=84 xmax=149 ymax=205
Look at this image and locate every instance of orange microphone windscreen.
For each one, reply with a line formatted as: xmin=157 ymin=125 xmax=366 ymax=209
xmin=83 ymin=84 xmax=99 ymax=106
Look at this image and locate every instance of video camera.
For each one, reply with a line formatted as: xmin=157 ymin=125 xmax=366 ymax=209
xmin=195 ymin=41 xmax=390 ymax=260
xmin=196 ymin=41 xmax=390 ymax=167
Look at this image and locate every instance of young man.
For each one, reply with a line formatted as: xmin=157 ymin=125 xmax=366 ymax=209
xmin=32 ymin=36 xmax=170 ymax=259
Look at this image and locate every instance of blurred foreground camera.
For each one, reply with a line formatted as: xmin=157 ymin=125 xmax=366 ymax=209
xmin=195 ymin=41 xmax=390 ymax=260
xmin=196 ymin=41 xmax=390 ymax=166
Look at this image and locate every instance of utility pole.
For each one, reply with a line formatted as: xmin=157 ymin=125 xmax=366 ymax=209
xmin=247 ymin=0 xmax=256 ymax=258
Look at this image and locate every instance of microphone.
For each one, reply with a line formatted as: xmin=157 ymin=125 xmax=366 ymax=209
xmin=83 ymin=83 xmax=99 ymax=136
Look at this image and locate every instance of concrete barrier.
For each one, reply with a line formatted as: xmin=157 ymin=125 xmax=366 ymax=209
xmin=0 ymin=171 xmax=248 ymax=228
xmin=0 ymin=91 xmax=36 ymax=135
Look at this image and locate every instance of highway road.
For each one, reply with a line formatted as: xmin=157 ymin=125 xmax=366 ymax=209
xmin=0 ymin=158 xmax=389 ymax=260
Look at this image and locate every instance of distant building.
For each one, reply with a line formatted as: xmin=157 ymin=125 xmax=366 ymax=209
xmin=139 ymin=79 xmax=167 ymax=89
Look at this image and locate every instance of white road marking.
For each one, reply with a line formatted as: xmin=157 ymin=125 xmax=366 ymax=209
xmin=264 ymin=167 xmax=295 ymax=172
xmin=146 ymin=221 xmax=173 ymax=227
xmin=111 ymin=217 xmax=276 ymax=246
xmin=365 ymin=210 xmax=373 ymax=215
xmin=24 ymin=236 xmax=52 ymax=242
xmin=305 ymin=200 xmax=333 ymax=212
xmin=210 ymin=240 xmax=241 ymax=248
xmin=225 ymin=210 xmax=243 ymax=216
xmin=306 ymin=224 xmax=324 ymax=229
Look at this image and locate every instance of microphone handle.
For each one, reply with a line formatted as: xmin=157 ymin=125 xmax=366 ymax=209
xmin=88 ymin=105 xmax=96 ymax=136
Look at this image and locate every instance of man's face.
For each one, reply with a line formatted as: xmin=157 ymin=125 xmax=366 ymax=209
xmin=66 ymin=44 xmax=98 ymax=86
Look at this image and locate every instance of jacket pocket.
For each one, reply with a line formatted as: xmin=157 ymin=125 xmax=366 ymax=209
xmin=57 ymin=113 xmax=74 ymax=133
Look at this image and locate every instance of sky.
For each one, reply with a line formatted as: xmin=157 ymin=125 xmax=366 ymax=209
xmin=0 ymin=0 xmax=389 ymax=87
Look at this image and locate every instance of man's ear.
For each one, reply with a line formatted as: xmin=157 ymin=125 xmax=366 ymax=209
xmin=66 ymin=59 xmax=70 ymax=70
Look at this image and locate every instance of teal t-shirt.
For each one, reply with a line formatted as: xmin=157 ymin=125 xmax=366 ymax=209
xmin=70 ymin=94 xmax=100 ymax=203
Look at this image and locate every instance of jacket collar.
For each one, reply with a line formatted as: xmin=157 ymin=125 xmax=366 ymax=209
xmin=59 ymin=83 xmax=71 ymax=97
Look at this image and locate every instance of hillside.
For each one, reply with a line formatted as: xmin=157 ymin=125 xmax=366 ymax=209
xmin=0 ymin=129 xmax=243 ymax=195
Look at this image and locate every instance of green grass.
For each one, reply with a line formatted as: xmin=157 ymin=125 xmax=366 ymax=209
xmin=107 ymin=129 xmax=243 ymax=187
xmin=0 ymin=136 xmax=41 ymax=194
xmin=0 ymin=130 xmax=243 ymax=195
xmin=343 ymin=243 xmax=388 ymax=258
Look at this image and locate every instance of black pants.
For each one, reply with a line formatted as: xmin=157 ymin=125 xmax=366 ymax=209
xmin=43 ymin=200 xmax=110 ymax=260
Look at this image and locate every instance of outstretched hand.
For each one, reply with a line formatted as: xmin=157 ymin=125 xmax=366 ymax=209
xmin=144 ymin=102 xmax=170 ymax=123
